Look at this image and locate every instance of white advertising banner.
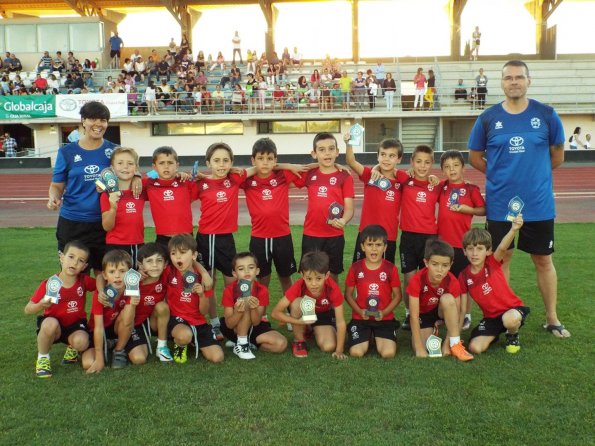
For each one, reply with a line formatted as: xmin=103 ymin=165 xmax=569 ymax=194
xmin=55 ymin=94 xmax=128 ymax=119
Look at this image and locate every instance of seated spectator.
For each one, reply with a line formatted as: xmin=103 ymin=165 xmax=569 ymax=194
xmin=231 ymin=84 xmax=245 ymax=112
xmin=179 ymin=54 xmax=192 ymax=73
xmin=230 ymin=63 xmax=241 ymax=88
xmin=124 ymin=73 xmax=136 ymax=91
xmin=454 ymin=79 xmax=468 ymax=100
xmin=276 ymin=63 xmax=286 ymax=84
xmin=151 ymin=49 xmax=161 ymax=64
xmin=191 ymin=85 xmax=202 ymax=113
xmin=130 ymin=49 xmax=142 ymax=64
xmin=211 ymin=84 xmax=225 ymax=111
xmin=272 ymin=83 xmax=285 ymax=111
xmin=210 ymin=51 xmax=225 ymax=72
xmin=321 ymin=68 xmax=333 ymax=86
xmin=164 ymin=51 xmax=176 ymax=68
xmin=322 ymin=54 xmax=333 ymax=72
xmin=200 ymin=85 xmax=211 ymax=111
xmin=37 ymin=51 xmax=53 ymax=73
xmin=33 ymin=74 xmax=48 ymax=93
xmin=155 ymin=86 xmax=169 ymax=109
xmin=220 ymin=63 xmax=231 ymax=88
xmin=196 ymin=51 xmax=205 ymax=71
xmin=330 ymin=82 xmax=342 ymax=107
xmin=331 ymin=68 xmax=342 ymax=80
xmin=134 ymin=57 xmax=147 ymax=82
xmin=269 ymin=51 xmax=280 ymax=66
xmin=311 ymin=69 xmax=321 ymax=84
xmin=7 ymin=53 xmax=22 ymax=73
xmin=66 ymin=52 xmax=76 ymax=72
xmin=257 ymin=53 xmax=268 ymax=72
xmin=291 ymin=47 xmax=303 ymax=71
xmin=63 ymin=73 xmax=74 ymax=90
xmin=72 ymin=72 xmax=84 ymax=93
xmin=83 ymin=73 xmax=94 ymax=91
xmin=305 ymin=82 xmax=321 ymax=107
xmin=281 ymin=47 xmax=291 ymax=67
xmin=47 ymin=74 xmax=60 ymax=94
xmin=184 ymin=71 xmax=197 ymax=92
xmin=284 ymin=84 xmax=296 ymax=110
xmin=196 ymin=70 xmax=208 ymax=88
xmin=128 ymin=86 xmax=140 ymax=113
xmin=320 ymin=84 xmax=331 ymax=111
xmin=157 ymin=59 xmax=170 ymax=82
xmin=266 ymin=65 xmax=276 ymax=86
xmin=52 ymin=51 xmax=65 ymax=73
xmin=122 ymin=58 xmax=134 ymax=75
xmin=82 ymin=59 xmax=94 ymax=74
xmin=146 ymin=56 xmax=157 ymax=80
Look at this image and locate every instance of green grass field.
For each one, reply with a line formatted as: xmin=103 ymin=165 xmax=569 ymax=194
xmin=0 ymin=225 xmax=593 ymax=445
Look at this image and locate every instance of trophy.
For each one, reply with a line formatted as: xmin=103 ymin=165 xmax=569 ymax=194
xmin=238 ymin=279 xmax=252 ymax=299
xmin=426 ymin=334 xmax=443 ymax=358
xmin=505 ymin=196 xmax=525 ymax=222
xmin=95 ymin=168 xmax=119 ymax=194
xmin=124 ymin=269 xmax=141 ymax=297
xmin=192 ymin=160 xmax=199 ymax=180
xmin=327 ymin=202 xmax=344 ymax=224
xmin=348 ymin=123 xmax=365 ymax=146
xmin=300 ymin=296 xmax=318 ymax=323
xmin=448 ymin=188 xmax=461 ymax=208
xmin=368 ymin=177 xmax=392 ymax=191
xmin=43 ymin=274 xmax=63 ymax=304
xmin=364 ymin=295 xmax=382 ymax=319
xmin=183 ymin=271 xmax=199 ymax=292
xmin=104 ymin=284 xmax=119 ymax=308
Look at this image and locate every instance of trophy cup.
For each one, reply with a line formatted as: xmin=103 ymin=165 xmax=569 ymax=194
xmin=327 ymin=202 xmax=344 ymax=224
xmin=192 ymin=160 xmax=199 ymax=180
xmin=124 ymin=269 xmax=141 ymax=297
xmin=43 ymin=274 xmax=63 ymax=304
xmin=448 ymin=188 xmax=461 ymax=208
xmin=104 ymin=284 xmax=119 ymax=308
xmin=183 ymin=271 xmax=199 ymax=292
xmin=506 ymin=196 xmax=524 ymax=222
xmin=300 ymin=296 xmax=318 ymax=323
xmin=364 ymin=295 xmax=382 ymax=319
xmin=348 ymin=123 xmax=365 ymax=146
xmin=95 ymin=168 xmax=119 ymax=194
xmin=238 ymin=279 xmax=252 ymax=300
xmin=368 ymin=177 xmax=392 ymax=191
xmin=426 ymin=334 xmax=443 ymax=358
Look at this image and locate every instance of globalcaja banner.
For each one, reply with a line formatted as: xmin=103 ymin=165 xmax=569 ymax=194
xmin=0 ymin=95 xmax=56 ymax=119
xmin=55 ymin=93 xmax=128 ymax=119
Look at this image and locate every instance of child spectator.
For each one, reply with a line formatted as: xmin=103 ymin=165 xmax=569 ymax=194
xmin=25 ymin=241 xmax=95 ymax=378
xmin=272 ymin=251 xmax=347 ymax=359
xmin=407 ymin=239 xmax=474 ymax=361
xmin=345 ymin=136 xmax=408 ymax=265
xmin=437 ymin=150 xmax=485 ymax=329
xmin=294 ymin=132 xmax=355 ymax=282
xmin=166 ymin=235 xmax=224 ymax=364
xmin=345 ymin=225 xmax=402 ymax=358
xmin=220 ymin=252 xmax=288 ymax=359
xmin=100 ymin=147 xmax=146 ymax=268
xmin=460 ymin=218 xmax=530 ymax=354
xmin=82 ymin=250 xmax=134 ymax=373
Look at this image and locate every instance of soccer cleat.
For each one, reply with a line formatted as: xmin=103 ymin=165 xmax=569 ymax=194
xmin=292 ymin=340 xmax=308 ymax=358
xmin=505 ymin=332 xmax=521 ymax=354
xmin=212 ymin=325 xmax=224 ymax=342
xmin=401 ymin=314 xmax=411 ymax=331
xmin=173 ymin=343 xmax=187 ymax=364
xmin=450 ymin=341 xmax=474 ymax=362
xmin=111 ymin=349 xmax=128 ymax=369
xmin=233 ymin=343 xmax=256 ymax=360
xmin=157 ymin=345 xmax=173 ymax=362
xmin=62 ymin=346 xmax=79 ymax=365
xmin=462 ymin=316 xmax=472 ymax=331
xmin=36 ymin=357 xmax=52 ymax=379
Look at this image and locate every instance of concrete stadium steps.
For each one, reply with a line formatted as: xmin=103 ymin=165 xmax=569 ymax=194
xmin=401 ymin=118 xmax=439 ymax=151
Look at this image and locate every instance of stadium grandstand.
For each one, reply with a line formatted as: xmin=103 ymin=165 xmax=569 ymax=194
xmin=0 ymin=0 xmax=594 ymax=165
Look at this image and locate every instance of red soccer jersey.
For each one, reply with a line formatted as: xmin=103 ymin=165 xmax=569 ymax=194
xmin=406 ymin=268 xmax=460 ymax=314
xmin=437 ymin=181 xmax=485 ymax=249
xmin=145 ymin=178 xmax=199 ymax=236
xmin=89 ymin=289 xmax=127 ymax=330
xmin=358 ymin=167 xmax=409 ymax=241
xmin=222 ymin=280 xmax=270 ymax=308
xmin=399 ymin=178 xmax=440 ymax=234
xmin=345 ymin=259 xmax=401 ymax=320
xmin=127 ymin=274 xmax=168 ymax=326
xmin=242 ymin=170 xmax=300 ymax=238
xmin=100 ymin=190 xmax=147 ymax=245
xmin=293 ymin=168 xmax=355 ymax=237
xmin=284 ymin=277 xmax=344 ymax=313
xmin=459 ymin=255 xmax=524 ymax=318
xmin=30 ymin=274 xmax=96 ymax=327
xmin=197 ymin=171 xmax=247 ymax=235
xmin=164 ymin=265 xmax=213 ymax=326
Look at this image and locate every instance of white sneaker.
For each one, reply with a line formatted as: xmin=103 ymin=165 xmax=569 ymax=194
xmin=157 ymin=345 xmax=173 ymax=362
xmin=233 ymin=343 xmax=255 ymax=360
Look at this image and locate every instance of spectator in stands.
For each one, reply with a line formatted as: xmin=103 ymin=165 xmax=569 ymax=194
xmin=305 ymin=82 xmax=321 ymax=108
xmin=281 ymin=47 xmax=291 ymax=67
xmin=291 ymin=47 xmax=303 ymax=72
xmin=339 ymin=70 xmax=352 ymax=111
xmin=72 ymin=72 xmax=84 ymax=94
xmin=332 ymin=67 xmax=342 ymax=80
xmin=46 ymin=73 xmax=60 ymax=93
xmin=66 ymin=52 xmax=76 ymax=72
xmin=246 ymin=50 xmax=255 ymax=74
xmin=129 ymin=49 xmax=141 ymax=64
xmin=276 ymin=63 xmax=286 ymax=84
xmin=37 ymin=51 xmax=53 ymax=73
xmin=230 ymin=63 xmax=241 ymax=88
xmin=5 ymin=53 xmax=22 ymax=72
xmin=375 ymin=61 xmax=386 ymax=90
xmin=266 ymin=64 xmax=276 ymax=86
xmin=32 ymin=73 xmax=48 ymax=93
xmin=210 ymin=51 xmax=225 ymax=72
xmin=191 ymin=85 xmax=202 ymax=113
xmin=82 ymin=59 xmax=94 ymax=74
xmin=413 ymin=67 xmax=426 ymax=110
xmin=471 ymin=26 xmax=481 ymax=61
xmin=269 ymin=51 xmax=280 ymax=67
xmin=122 ymin=58 xmax=134 ymax=76
xmin=284 ymin=83 xmax=296 ymax=110
xmin=168 ymin=38 xmax=177 ymax=59
xmin=157 ymin=58 xmax=170 ymax=82
xmin=155 ymin=86 xmax=169 ymax=109
xmin=425 ymin=69 xmax=436 ymax=110
xmin=320 ymin=68 xmax=333 ymax=86
xmin=257 ymin=52 xmax=268 ymax=73
xmin=383 ymin=72 xmax=397 ymax=111
xmin=366 ymin=70 xmax=377 ymax=110
xmin=454 ymin=78 xmax=467 ymax=101
xmin=231 ymin=83 xmax=244 ymax=112
xmin=52 ymin=51 xmax=65 ymax=73
xmin=311 ymin=69 xmax=321 ymax=84
xmin=585 ymin=134 xmax=591 ymax=149
xmin=196 ymin=51 xmax=205 ymax=71
xmin=83 ymin=73 xmax=94 ymax=91
xmin=257 ymin=74 xmax=268 ymax=110
xmin=179 ymin=54 xmax=191 ymax=73
xmin=232 ymin=31 xmax=242 ymax=64
xmin=3 ymin=132 xmax=18 ymax=158
xmin=200 ymin=85 xmax=211 ymax=111
xmin=220 ymin=63 xmax=231 ymax=88
xmin=109 ymin=31 xmax=124 ymax=68
xmin=196 ymin=70 xmax=208 ymax=88
xmin=144 ymin=81 xmax=158 ymax=115
xmin=246 ymin=73 xmax=257 ymax=112
xmin=124 ymin=73 xmax=136 ymax=92
xmin=146 ymin=56 xmax=157 ymax=81
xmin=164 ymin=51 xmax=175 ymax=68
xmin=271 ymin=83 xmax=285 ymax=112
xmin=134 ymin=56 xmax=147 ymax=82
xmin=184 ymin=71 xmax=196 ymax=92
xmin=211 ymin=84 xmax=225 ymax=111
xmin=475 ymin=67 xmax=488 ymax=109
xmin=150 ymin=49 xmax=161 ymax=64
xmin=179 ymin=34 xmax=191 ymax=62
xmin=353 ymin=71 xmax=367 ymax=111
xmin=568 ymin=127 xmax=584 ymax=150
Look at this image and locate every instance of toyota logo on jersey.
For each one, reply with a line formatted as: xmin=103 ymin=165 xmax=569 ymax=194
xmin=416 ymin=191 xmax=427 ymax=203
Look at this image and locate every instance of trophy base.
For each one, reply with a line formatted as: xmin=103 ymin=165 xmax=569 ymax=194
xmin=124 ymin=291 xmax=140 ymax=297
xmin=43 ymin=295 xmax=60 ymax=304
xmin=301 ymin=315 xmax=318 ymax=323
xmin=364 ymin=311 xmax=382 ymax=319
xmin=428 ymin=352 xmax=443 ymax=358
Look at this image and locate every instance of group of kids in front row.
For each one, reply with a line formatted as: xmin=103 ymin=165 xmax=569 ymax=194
xmin=26 ymin=132 xmax=530 ymax=378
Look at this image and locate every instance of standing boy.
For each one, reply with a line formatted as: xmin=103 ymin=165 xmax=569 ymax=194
xmin=220 ymin=252 xmax=288 ymax=359
xmin=272 ymin=251 xmax=347 ymax=359
xmin=294 ymin=132 xmax=355 ymax=282
xmin=345 ymin=225 xmax=402 ymax=358
xmin=460 ymin=217 xmax=530 ymax=354
xmin=25 ymin=241 xmax=96 ymax=378
xmin=407 ymin=239 xmax=474 ymax=361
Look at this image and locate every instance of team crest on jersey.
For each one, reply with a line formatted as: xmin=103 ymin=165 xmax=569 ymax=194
xmin=223 ymin=179 xmax=231 ymax=188
xmin=202 ymin=183 xmax=209 ymax=190
xmin=311 ymin=175 xmax=317 ymax=181
xmin=460 ymin=188 xmax=467 ymax=196
xmin=171 ymin=277 xmax=178 ymax=285
xmin=467 ymin=278 xmax=474 ymax=286
xmin=428 ymin=184 xmax=434 ymax=191
xmin=163 ymin=190 xmax=174 ymax=201
xmin=379 ymin=272 xmax=387 ymax=281
xmin=155 ymin=284 xmax=163 ymax=293
xmin=423 ymin=286 xmax=428 ymax=292
xmin=395 ymin=183 xmax=401 ymax=190
xmin=437 ymin=288 xmax=444 ymax=296
xmin=408 ymin=180 xmax=414 ymax=186
xmin=105 ymin=147 xmax=114 ymax=159
xmin=416 ymin=191 xmax=427 ymax=203
xmin=530 ymin=117 xmax=541 ymax=129
xmin=357 ymin=271 xmax=364 ymax=279
xmin=321 ymin=298 xmax=329 ymax=306
xmin=270 ymin=179 xmax=278 ymax=187
xmin=74 ymin=154 xmax=82 ymax=162
xmin=172 ymin=181 xmax=178 ymax=187
xmin=251 ymin=180 xmax=257 ymax=187
xmin=329 ymin=177 xmax=337 ymax=185
xmin=262 ymin=189 xmax=273 ymax=200
xmin=495 ymin=121 xmax=503 ymax=130
xmin=317 ymin=186 xmax=328 ymax=197
xmin=77 ymin=286 xmax=83 ymax=296
xmin=385 ymin=190 xmax=395 ymax=201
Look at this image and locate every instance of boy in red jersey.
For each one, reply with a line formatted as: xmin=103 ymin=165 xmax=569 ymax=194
xmin=100 ymin=147 xmax=147 ymax=267
xmin=25 ymin=241 xmax=95 ymax=378
xmin=220 ymin=252 xmax=288 ymax=359
xmin=294 ymin=132 xmax=355 ymax=282
xmin=82 ymin=250 xmax=134 ymax=373
xmin=407 ymin=238 xmax=474 ymax=361
xmin=460 ymin=217 xmax=530 ymax=354
xmin=272 ymin=251 xmax=347 ymax=359
xmin=145 ymin=146 xmax=199 ymax=248
xmin=399 ymin=145 xmax=441 ymax=329
xmin=345 ymin=136 xmax=408 ymax=265
xmin=345 ymin=225 xmax=402 ymax=358
xmin=437 ymin=150 xmax=485 ymax=329
xmin=242 ymin=137 xmax=301 ymax=294
xmin=120 ymin=243 xmax=173 ymax=364
xmin=166 ymin=234 xmax=223 ymax=364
